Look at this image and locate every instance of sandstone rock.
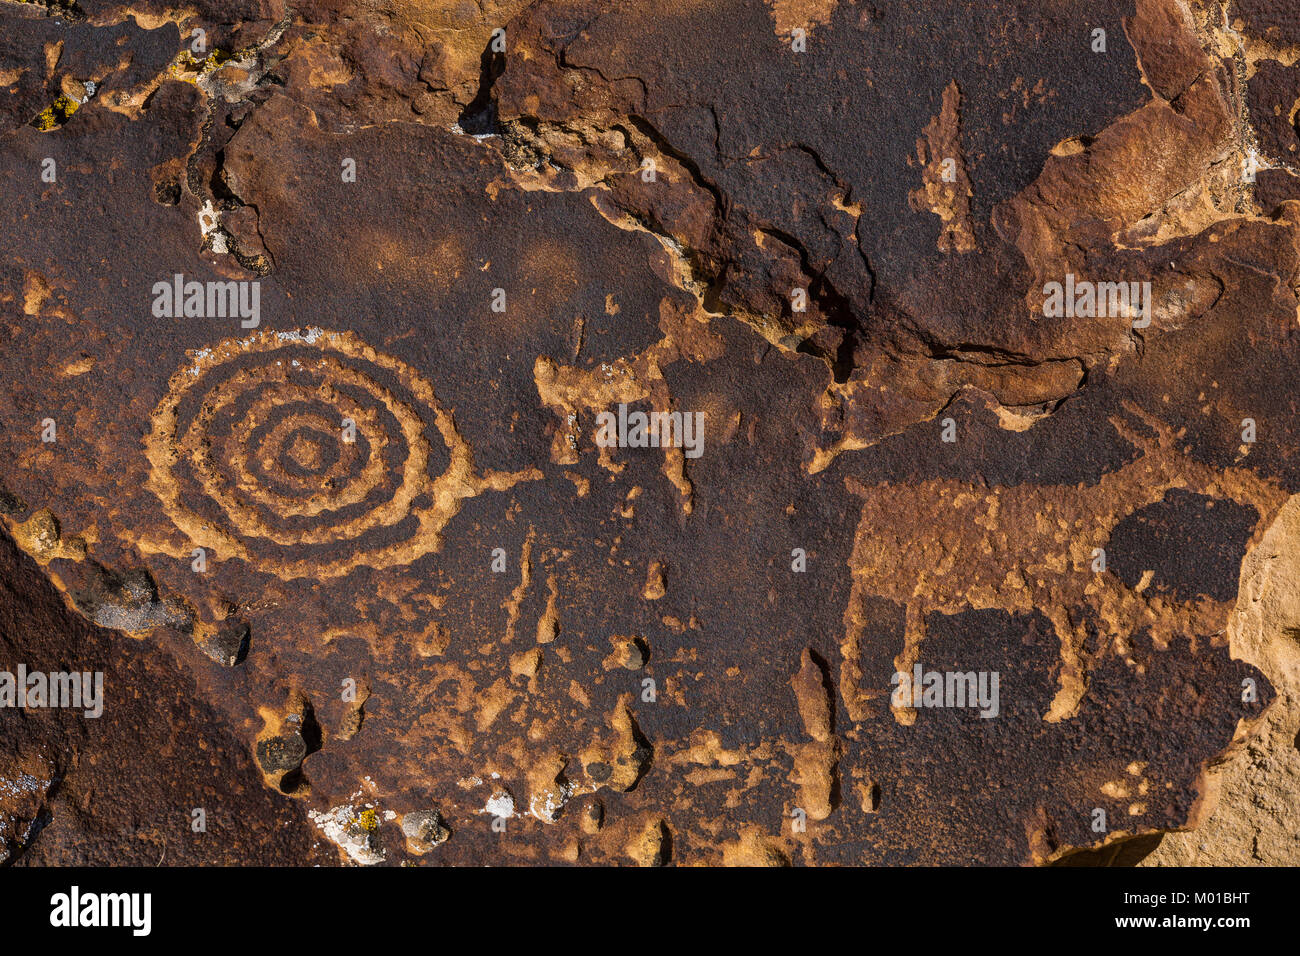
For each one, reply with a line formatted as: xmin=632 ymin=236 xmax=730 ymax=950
xmin=0 ymin=0 xmax=1297 ymax=867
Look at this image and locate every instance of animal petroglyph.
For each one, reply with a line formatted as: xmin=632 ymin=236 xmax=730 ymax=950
xmin=841 ymin=404 xmax=1289 ymax=726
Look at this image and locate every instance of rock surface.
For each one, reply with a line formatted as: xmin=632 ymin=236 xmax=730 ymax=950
xmin=1 ymin=0 xmax=1298 ymax=865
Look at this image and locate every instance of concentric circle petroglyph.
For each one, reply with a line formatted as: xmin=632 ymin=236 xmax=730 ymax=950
xmin=145 ymin=329 xmax=482 ymax=580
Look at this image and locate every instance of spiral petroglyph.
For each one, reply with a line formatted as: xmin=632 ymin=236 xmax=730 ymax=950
xmin=144 ymin=329 xmax=523 ymax=580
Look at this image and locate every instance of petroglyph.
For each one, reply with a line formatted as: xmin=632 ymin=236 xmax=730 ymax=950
xmin=841 ymin=404 xmax=1289 ymax=727
xmin=142 ymin=329 xmax=540 ymax=579
xmin=2 ymin=0 xmax=1297 ymax=870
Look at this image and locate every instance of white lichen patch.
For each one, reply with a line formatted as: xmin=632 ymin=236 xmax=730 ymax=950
xmin=273 ymin=327 xmax=326 ymax=344
xmin=529 ymin=781 xmax=573 ymax=824
xmin=307 ymin=803 xmax=385 ymax=866
xmin=197 ymin=200 xmax=227 ymax=254
xmin=480 ymin=790 xmax=515 ymax=819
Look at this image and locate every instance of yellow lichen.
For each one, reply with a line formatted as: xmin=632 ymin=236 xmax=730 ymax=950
xmin=30 ymin=95 xmax=79 ymax=132
xmin=168 ymin=48 xmax=239 ymax=84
